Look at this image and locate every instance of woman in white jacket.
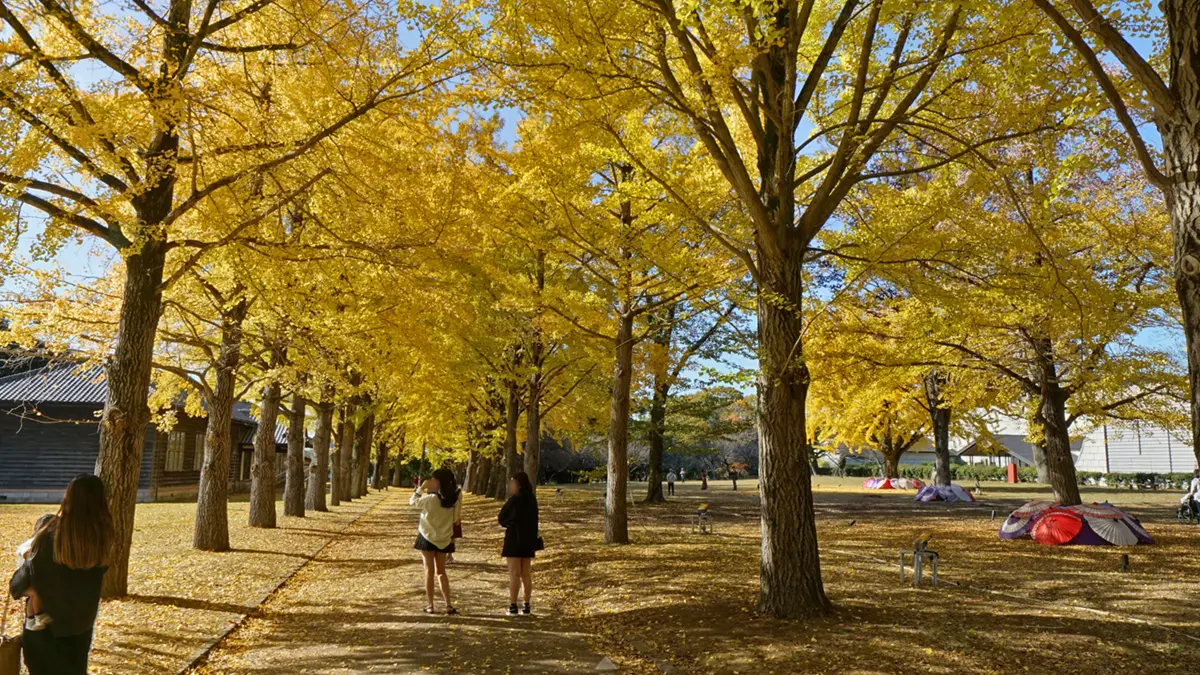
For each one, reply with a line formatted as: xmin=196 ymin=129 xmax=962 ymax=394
xmin=409 ymin=468 xmax=462 ymax=614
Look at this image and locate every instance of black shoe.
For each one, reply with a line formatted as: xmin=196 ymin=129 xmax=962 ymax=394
xmin=506 ymin=604 xmax=519 ymax=616
xmin=521 ymin=603 xmax=531 ymax=615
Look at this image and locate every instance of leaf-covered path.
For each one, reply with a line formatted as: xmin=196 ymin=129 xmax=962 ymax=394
xmin=189 ymin=489 xmax=605 ymax=675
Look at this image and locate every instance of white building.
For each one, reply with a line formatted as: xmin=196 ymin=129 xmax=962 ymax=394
xmin=955 ymin=414 xmax=1198 ymax=474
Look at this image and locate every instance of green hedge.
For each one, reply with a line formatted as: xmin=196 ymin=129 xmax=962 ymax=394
xmin=851 ymin=462 xmax=1194 ymax=487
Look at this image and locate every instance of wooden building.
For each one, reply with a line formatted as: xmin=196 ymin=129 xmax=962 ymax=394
xmin=0 ymin=362 xmax=287 ymax=503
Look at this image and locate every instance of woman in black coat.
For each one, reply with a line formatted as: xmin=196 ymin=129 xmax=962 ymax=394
xmin=498 ymin=471 xmax=539 ymax=616
xmin=9 ymin=474 xmax=113 ymax=675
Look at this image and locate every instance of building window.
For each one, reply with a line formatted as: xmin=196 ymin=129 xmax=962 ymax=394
xmin=240 ymin=450 xmax=252 ymax=481
xmin=193 ymin=433 xmax=205 ymax=471
xmin=165 ymin=431 xmax=186 ymax=472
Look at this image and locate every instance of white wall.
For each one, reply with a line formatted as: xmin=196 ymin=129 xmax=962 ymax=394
xmin=1076 ymin=423 xmax=1198 ymax=474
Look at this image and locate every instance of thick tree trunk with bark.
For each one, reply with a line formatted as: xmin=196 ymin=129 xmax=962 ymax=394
xmin=1032 ymin=443 xmax=1051 ymax=483
xmin=923 ymin=371 xmax=952 ymax=487
xmin=284 ymin=395 xmax=306 ymax=517
xmin=96 ymin=241 xmax=167 ymax=596
xmin=330 ymin=412 xmax=343 ymax=507
xmin=881 ymin=450 xmax=902 ymax=479
xmin=391 ymin=429 xmax=406 ymax=488
xmin=644 ymin=303 xmax=675 ymax=504
xmin=755 ymin=237 xmax=830 ymax=618
xmin=193 ymin=299 xmax=247 ymax=552
xmin=249 ymin=372 xmax=282 ymax=529
xmin=524 ymin=375 xmax=541 ymax=490
xmin=464 ymin=448 xmax=477 ymax=493
xmin=1032 ymin=338 xmax=1082 ymax=505
xmin=492 ymin=383 xmax=521 ymax=498
xmin=306 ymin=399 xmax=333 ymax=512
xmin=605 ymin=310 xmax=635 ymax=544
xmin=474 ymin=455 xmax=491 ymax=494
xmin=644 ymin=378 xmax=670 ymax=504
xmin=354 ymin=413 xmax=374 ymax=496
xmin=1166 ymin=124 xmax=1200 ymax=471
xmin=373 ymin=439 xmax=388 ymax=490
xmin=339 ymin=409 xmax=356 ymax=501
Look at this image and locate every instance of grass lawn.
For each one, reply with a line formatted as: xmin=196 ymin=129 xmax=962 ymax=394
xmin=0 ymin=492 xmax=384 ymax=674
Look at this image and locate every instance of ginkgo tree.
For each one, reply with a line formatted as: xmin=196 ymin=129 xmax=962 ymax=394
xmin=481 ymin=0 xmax=1061 ymax=617
xmin=822 ymin=124 xmax=1185 ymax=505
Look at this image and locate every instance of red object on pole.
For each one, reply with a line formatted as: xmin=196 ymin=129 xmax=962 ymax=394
xmin=1006 ymin=463 xmax=1018 ymax=484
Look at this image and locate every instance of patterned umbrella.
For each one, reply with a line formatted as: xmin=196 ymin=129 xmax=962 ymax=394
xmin=862 ymin=477 xmax=925 ymax=490
xmin=1031 ymin=510 xmax=1083 ymax=545
xmin=914 ymin=484 xmax=975 ymax=503
xmin=998 ymin=501 xmax=1153 ymax=546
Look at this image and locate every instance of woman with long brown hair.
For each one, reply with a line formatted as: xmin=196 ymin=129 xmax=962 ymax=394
xmin=498 ymin=471 xmax=540 ymax=616
xmin=9 ymin=474 xmax=113 ymax=674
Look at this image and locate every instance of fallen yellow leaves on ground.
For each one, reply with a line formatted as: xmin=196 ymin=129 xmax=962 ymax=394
xmin=0 ymin=493 xmax=382 ymax=674
xmin=3 ymin=479 xmax=1198 ymax=674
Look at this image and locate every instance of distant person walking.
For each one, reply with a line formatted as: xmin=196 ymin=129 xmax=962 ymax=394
xmin=678 ymin=468 xmax=686 ymax=483
xmin=409 ymin=468 xmax=461 ymax=615
xmin=8 ymin=474 xmax=113 ymax=675
xmin=499 ymin=472 xmax=540 ymax=616
xmin=666 ymin=471 xmax=677 ymax=497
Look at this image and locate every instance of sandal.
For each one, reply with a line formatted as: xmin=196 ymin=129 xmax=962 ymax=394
xmin=446 ymin=606 xmax=459 ymax=615
xmin=423 ymin=606 xmax=436 ymax=614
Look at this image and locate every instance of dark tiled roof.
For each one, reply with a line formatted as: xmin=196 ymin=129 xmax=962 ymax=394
xmin=0 ymin=362 xmax=106 ymax=404
xmin=0 ymin=362 xmax=288 ymax=445
xmin=234 ymin=401 xmax=290 ymax=446
xmin=958 ymin=434 xmax=1082 ymax=465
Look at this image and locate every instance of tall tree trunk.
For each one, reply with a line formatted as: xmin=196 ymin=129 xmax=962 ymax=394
xmin=390 ymin=429 xmax=406 ymax=488
xmin=644 ymin=378 xmax=670 ymax=503
xmin=339 ymin=407 xmax=356 ymax=501
xmin=755 ymin=236 xmax=830 ymax=618
xmin=1032 ymin=338 xmax=1081 ymax=505
xmin=96 ymin=241 xmax=167 ymax=596
xmin=882 ymin=450 xmax=901 ymax=479
xmin=284 ymin=394 xmax=306 ymax=517
xmin=644 ymin=302 xmax=675 ymax=504
xmin=373 ymin=440 xmax=388 ymax=490
xmin=306 ymin=399 xmax=333 ymax=512
xmin=1167 ymin=131 xmax=1200 ymax=471
xmin=524 ymin=250 xmax=546 ymax=490
xmin=492 ymin=383 xmax=520 ymax=498
xmin=354 ymin=412 xmax=374 ymax=496
xmin=474 ymin=455 xmax=490 ymax=494
xmin=923 ymin=371 xmax=952 ymax=487
xmin=524 ymin=374 xmax=541 ymax=490
xmin=193 ymin=298 xmax=247 ymax=552
xmin=464 ymin=448 xmax=478 ymax=493
xmin=249 ymin=364 xmax=283 ymax=529
xmin=605 ymin=309 xmax=634 ymax=544
xmin=330 ymin=410 xmax=343 ymax=507
xmin=1032 ymin=442 xmax=1051 ymax=483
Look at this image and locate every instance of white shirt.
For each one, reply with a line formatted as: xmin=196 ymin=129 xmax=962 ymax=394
xmin=1183 ymin=477 xmax=1200 ymax=505
xmin=409 ymin=489 xmax=462 ymax=549
xmin=667 ymin=473 xmax=678 ymax=482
